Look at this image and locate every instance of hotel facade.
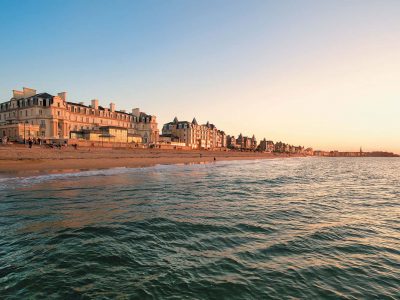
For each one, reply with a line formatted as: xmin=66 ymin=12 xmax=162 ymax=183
xmin=0 ymin=87 xmax=159 ymax=144
xmin=161 ymin=117 xmax=226 ymax=150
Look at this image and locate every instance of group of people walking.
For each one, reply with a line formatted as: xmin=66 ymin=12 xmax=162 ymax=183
xmin=0 ymin=136 xmax=78 ymax=150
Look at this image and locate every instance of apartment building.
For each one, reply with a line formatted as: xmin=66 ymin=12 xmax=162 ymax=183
xmin=162 ymin=117 xmax=226 ymax=150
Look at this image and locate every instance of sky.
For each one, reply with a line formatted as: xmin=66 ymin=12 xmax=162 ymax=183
xmin=0 ymin=0 xmax=399 ymax=152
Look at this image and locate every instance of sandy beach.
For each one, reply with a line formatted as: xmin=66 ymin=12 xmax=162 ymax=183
xmin=0 ymin=144 xmax=304 ymax=177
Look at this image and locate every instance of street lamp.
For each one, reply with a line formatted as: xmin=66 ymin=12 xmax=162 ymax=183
xmin=23 ymin=121 xmax=28 ymax=144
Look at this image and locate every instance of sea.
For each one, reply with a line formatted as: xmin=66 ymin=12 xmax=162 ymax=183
xmin=0 ymin=157 xmax=399 ymax=299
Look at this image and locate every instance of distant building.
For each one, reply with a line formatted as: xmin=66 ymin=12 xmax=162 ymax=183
xmin=251 ymin=135 xmax=257 ymax=150
xmin=314 ymin=150 xmax=330 ymax=156
xmin=162 ymin=117 xmax=226 ymax=150
xmin=304 ymin=147 xmax=314 ymax=156
xmin=258 ymin=139 xmax=274 ymax=152
xmin=226 ymin=135 xmax=238 ymax=149
xmin=313 ymin=150 xmax=398 ymax=157
xmin=294 ymin=146 xmax=304 ymax=154
xmin=274 ymin=141 xmax=286 ymax=153
xmin=236 ymin=134 xmax=251 ymax=150
xmin=131 ymin=108 xmax=159 ymax=145
xmin=216 ymin=130 xmax=227 ymax=148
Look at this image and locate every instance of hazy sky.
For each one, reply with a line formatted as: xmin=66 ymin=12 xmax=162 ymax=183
xmin=1 ymin=0 xmax=399 ymax=152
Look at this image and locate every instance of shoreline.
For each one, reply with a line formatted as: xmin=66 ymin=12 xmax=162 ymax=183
xmin=0 ymin=145 xmax=306 ymax=178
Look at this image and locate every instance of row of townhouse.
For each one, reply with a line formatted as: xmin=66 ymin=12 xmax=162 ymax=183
xmin=0 ymin=87 xmax=314 ymax=152
xmin=317 ymin=149 xmax=363 ymax=157
xmin=226 ymin=134 xmax=313 ymax=155
xmin=226 ymin=134 xmax=258 ymax=150
xmin=0 ymin=87 xmax=159 ymax=145
xmin=161 ymin=117 xmax=227 ymax=150
xmin=273 ymin=141 xmax=313 ymax=155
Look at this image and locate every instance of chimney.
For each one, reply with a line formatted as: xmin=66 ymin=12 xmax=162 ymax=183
xmin=132 ymin=108 xmax=140 ymax=117
xmin=13 ymin=89 xmax=24 ymax=99
xmin=58 ymin=92 xmax=67 ymax=102
xmin=23 ymin=87 xmax=36 ymax=98
xmin=110 ymin=102 xmax=115 ymax=112
xmin=120 ymin=109 xmax=126 ymax=113
xmin=91 ymin=99 xmax=99 ymax=110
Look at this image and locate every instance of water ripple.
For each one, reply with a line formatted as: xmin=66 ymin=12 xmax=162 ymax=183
xmin=1 ymin=158 xmax=400 ymax=299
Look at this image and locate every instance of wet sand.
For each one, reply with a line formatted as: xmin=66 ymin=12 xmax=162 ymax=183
xmin=0 ymin=145 xmax=305 ymax=177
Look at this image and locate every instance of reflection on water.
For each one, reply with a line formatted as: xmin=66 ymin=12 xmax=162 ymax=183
xmin=1 ymin=158 xmax=400 ymax=299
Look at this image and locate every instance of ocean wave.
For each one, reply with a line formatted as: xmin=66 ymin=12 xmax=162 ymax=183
xmin=1 ymin=158 xmax=400 ymax=299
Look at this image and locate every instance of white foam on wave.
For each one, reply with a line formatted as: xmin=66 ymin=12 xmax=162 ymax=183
xmin=0 ymin=162 xmax=216 ymax=191
xmin=0 ymin=158 xmax=289 ymax=191
xmin=0 ymin=167 xmax=143 ymax=191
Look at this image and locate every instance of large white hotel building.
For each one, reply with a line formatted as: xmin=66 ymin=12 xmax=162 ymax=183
xmin=0 ymin=87 xmax=159 ymax=144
